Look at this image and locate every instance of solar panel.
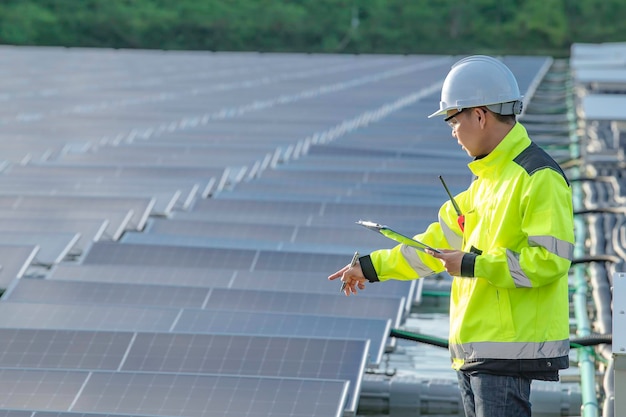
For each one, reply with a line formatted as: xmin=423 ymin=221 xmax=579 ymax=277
xmin=4 ymin=280 xmax=405 ymax=325
xmin=189 ymin=198 xmax=325 ymax=216
xmin=81 ymin=242 xmax=260 ymax=269
xmin=145 ymin=219 xmax=296 ymax=240
xmin=120 ymin=232 xmax=384 ymax=255
xmin=0 ymin=218 xmax=108 ymax=254
xmin=211 ymin=188 xmax=445 ymax=205
xmin=56 ymin=150 xmax=268 ymax=169
xmin=0 ymin=303 xmax=178 ymax=332
xmin=0 ymin=302 xmax=390 ymax=365
xmin=122 ymin=334 xmax=367 ymax=413
xmin=7 ymin=163 xmax=223 ymax=182
xmin=0 ymin=369 xmax=87 ymax=410
xmin=73 ymin=372 xmax=349 ymax=417
xmin=0 ymin=189 xmax=178 ymax=217
xmin=0 ymin=178 xmax=199 ymax=212
xmin=581 ymin=94 xmax=626 ymax=121
xmin=0 ymin=369 xmax=349 ymax=417
xmin=3 ymin=279 xmax=209 ymax=309
xmin=0 ymin=209 xmax=132 ymax=241
xmin=82 ymin=242 xmax=351 ymax=273
xmin=0 ymin=232 xmax=79 ymax=266
xmin=26 ymin=412 xmax=153 ymax=417
xmin=173 ymin=309 xmax=391 ymax=365
xmin=47 ymin=265 xmax=416 ymax=305
xmin=202 ymin=288 xmax=406 ymax=326
xmin=188 ymin=197 xmax=440 ymax=223
xmin=0 ymin=328 xmax=133 ymax=370
xmin=0 ymin=245 xmax=39 ymax=289
xmin=49 ymin=264 xmax=236 ymax=287
xmin=0 ymin=328 xmax=367 ymax=413
xmin=173 ymin=207 xmax=434 ymax=231
xmin=0 ymin=195 xmax=155 ymax=231
xmin=258 ymin=167 xmax=473 ymax=187
xmin=144 ymin=218 xmax=418 ymax=250
xmin=0 ymin=410 xmax=32 ymax=417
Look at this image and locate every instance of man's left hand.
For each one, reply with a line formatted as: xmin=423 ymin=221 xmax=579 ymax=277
xmin=426 ymin=249 xmax=466 ymax=276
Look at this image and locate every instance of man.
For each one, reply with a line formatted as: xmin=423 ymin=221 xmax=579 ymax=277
xmin=328 ymin=55 xmax=575 ymax=417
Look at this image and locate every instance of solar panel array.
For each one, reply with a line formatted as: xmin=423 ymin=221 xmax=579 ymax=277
xmin=0 ymin=47 xmax=561 ymax=416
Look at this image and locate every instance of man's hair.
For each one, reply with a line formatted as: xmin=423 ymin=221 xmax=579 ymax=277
xmin=483 ymin=107 xmax=516 ymax=124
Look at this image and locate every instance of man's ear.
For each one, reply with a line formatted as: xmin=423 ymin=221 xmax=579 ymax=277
xmin=476 ymin=107 xmax=488 ymax=128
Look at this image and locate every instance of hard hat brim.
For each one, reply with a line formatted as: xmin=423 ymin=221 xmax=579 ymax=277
xmin=427 ymin=108 xmax=447 ymax=118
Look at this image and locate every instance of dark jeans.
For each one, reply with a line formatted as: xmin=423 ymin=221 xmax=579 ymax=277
xmin=457 ymin=371 xmax=532 ymax=417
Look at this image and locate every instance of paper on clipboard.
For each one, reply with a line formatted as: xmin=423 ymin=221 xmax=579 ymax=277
xmin=356 ymin=220 xmax=441 ymax=254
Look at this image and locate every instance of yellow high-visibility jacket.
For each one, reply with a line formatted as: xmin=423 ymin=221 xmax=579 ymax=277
xmin=360 ymin=123 xmax=575 ymax=376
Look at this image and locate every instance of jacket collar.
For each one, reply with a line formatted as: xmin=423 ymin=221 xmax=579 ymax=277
xmin=467 ymin=122 xmax=531 ymax=178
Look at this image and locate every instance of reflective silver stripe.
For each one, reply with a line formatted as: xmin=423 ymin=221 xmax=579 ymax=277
xmin=449 ymin=339 xmax=569 ymax=360
xmin=529 ymin=235 xmax=574 ymax=261
xmin=506 ymin=249 xmax=532 ymax=288
xmin=439 ymin=213 xmax=462 ymax=250
xmin=400 ymin=244 xmax=434 ymax=277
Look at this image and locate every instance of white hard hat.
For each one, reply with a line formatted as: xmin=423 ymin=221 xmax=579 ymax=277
xmin=428 ymin=55 xmax=523 ymax=118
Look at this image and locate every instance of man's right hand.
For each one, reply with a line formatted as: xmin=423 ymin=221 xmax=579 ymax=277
xmin=328 ymin=262 xmax=367 ymax=296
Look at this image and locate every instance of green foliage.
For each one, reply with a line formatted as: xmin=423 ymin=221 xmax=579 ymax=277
xmin=0 ymin=0 xmax=623 ymax=56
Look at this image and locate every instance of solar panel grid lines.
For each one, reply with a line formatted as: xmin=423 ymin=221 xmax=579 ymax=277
xmin=0 ymin=303 xmax=180 ymax=332
xmin=145 ymin=218 xmax=297 ymax=241
xmin=0 ymin=218 xmax=109 ymax=255
xmin=81 ymin=242 xmax=261 ymax=270
xmin=121 ymin=333 xmax=369 ymax=413
xmin=0 ymin=208 xmax=134 ymax=241
xmin=0 ymin=190 xmax=177 ymax=218
xmin=81 ymin=242 xmax=355 ymax=274
xmin=7 ymin=163 xmax=224 ymax=182
xmin=256 ymin=166 xmax=473 ymax=187
xmin=0 ymin=195 xmax=155 ymax=231
xmin=3 ymin=279 xmax=405 ymax=326
xmin=0 ymin=329 xmax=133 ymax=370
xmin=2 ymin=279 xmax=210 ymax=310
xmin=0 ymin=369 xmax=87 ymax=410
xmin=0 ymin=176 xmax=201 ymax=210
xmin=189 ymin=196 xmax=442 ymax=221
xmin=202 ymin=287 xmax=406 ymax=327
xmin=74 ymin=372 xmax=349 ymax=417
xmin=46 ymin=264 xmax=416 ymax=304
xmin=48 ymin=264 xmax=238 ymax=289
xmin=171 ymin=206 xmax=434 ymax=231
xmin=0 ymin=410 xmax=31 ymax=417
xmin=0 ymin=369 xmax=349 ymax=417
xmin=0 ymin=231 xmax=80 ymax=266
xmin=173 ymin=309 xmax=391 ymax=366
xmin=0 ymin=328 xmax=369 ymax=413
xmin=0 ymin=245 xmax=39 ymax=289
xmin=0 ymin=328 xmax=367 ymax=380
xmin=138 ymin=217 xmax=406 ymax=250
xmin=0 ymin=302 xmax=391 ymax=366
xmin=50 ymin=57 xmax=450 ymax=151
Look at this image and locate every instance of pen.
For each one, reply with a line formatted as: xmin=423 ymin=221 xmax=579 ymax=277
xmin=340 ymin=251 xmax=359 ymax=293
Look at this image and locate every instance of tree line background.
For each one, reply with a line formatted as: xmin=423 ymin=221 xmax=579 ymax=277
xmin=0 ymin=0 xmax=623 ymax=57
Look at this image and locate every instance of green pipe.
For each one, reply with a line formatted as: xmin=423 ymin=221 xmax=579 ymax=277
xmin=389 ymin=328 xmax=611 ymax=350
xmin=571 ymin=154 xmax=600 ymax=416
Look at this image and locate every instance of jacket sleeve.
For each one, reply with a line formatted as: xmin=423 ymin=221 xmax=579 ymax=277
xmin=473 ymin=171 xmax=575 ymax=289
xmin=365 ymin=201 xmax=461 ymax=282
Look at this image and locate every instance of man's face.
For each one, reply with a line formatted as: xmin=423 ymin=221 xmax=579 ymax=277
xmin=445 ymin=107 xmax=487 ymax=157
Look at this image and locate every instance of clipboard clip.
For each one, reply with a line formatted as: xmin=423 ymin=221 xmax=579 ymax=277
xmin=356 ymin=220 xmax=441 ymax=254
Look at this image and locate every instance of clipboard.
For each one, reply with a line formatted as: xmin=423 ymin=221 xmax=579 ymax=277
xmin=356 ymin=220 xmax=441 ymax=254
